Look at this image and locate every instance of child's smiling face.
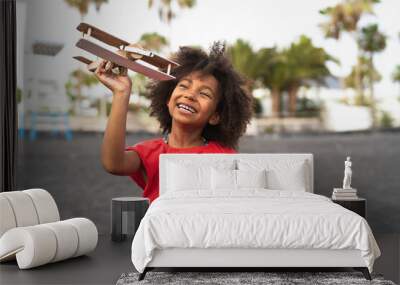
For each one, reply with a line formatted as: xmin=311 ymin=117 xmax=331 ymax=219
xmin=167 ymin=70 xmax=221 ymax=128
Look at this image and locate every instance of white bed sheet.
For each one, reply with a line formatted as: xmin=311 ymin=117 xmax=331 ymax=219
xmin=131 ymin=190 xmax=381 ymax=273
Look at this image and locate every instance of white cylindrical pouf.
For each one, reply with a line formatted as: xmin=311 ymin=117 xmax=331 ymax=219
xmin=0 ymin=226 xmax=57 ymax=269
xmin=42 ymin=221 xmax=79 ymax=262
xmin=0 ymin=196 xmax=17 ymax=237
xmin=63 ymin=218 xmax=98 ymax=257
xmin=23 ymin=189 xmax=60 ymax=223
xmin=0 ymin=192 xmax=39 ymax=227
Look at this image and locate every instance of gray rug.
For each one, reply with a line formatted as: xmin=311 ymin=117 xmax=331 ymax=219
xmin=116 ymin=271 xmax=396 ymax=285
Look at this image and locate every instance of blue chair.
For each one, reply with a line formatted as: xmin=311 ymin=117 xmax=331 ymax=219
xmin=29 ymin=111 xmax=72 ymax=141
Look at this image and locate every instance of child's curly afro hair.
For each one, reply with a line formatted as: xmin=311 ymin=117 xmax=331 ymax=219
xmin=145 ymin=40 xmax=254 ymax=150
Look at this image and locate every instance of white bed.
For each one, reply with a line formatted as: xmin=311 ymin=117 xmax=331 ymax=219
xmin=130 ymin=154 xmax=381 ymax=281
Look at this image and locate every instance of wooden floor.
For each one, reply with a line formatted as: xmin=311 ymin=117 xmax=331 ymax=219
xmin=0 ymin=234 xmax=398 ymax=284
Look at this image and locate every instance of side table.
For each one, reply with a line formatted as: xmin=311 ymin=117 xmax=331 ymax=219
xmin=332 ymin=197 xmax=366 ymax=219
xmin=111 ymin=197 xmax=149 ymax=242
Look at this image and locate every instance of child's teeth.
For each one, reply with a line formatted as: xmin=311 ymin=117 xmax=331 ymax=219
xmin=178 ymin=104 xmax=195 ymax=113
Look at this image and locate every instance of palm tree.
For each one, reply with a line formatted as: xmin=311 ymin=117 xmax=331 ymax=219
xmin=147 ymin=0 xmax=196 ymax=24
xmin=283 ymin=35 xmax=338 ymax=116
xmin=227 ymin=42 xmax=285 ymax=117
xmin=358 ymin=24 xmax=386 ymax=99
xmin=254 ymin=37 xmax=337 ymax=117
xmin=320 ymin=0 xmax=378 ymax=99
xmin=255 ymin=47 xmax=288 ymax=117
xmin=344 ymin=55 xmax=381 ymax=106
xmin=357 ymin=23 xmax=386 ymax=127
xmin=227 ymin=39 xmax=259 ymax=91
xmin=227 ymin=39 xmax=287 ymax=117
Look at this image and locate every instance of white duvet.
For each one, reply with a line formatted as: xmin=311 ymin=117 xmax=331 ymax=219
xmin=131 ymin=190 xmax=381 ymax=273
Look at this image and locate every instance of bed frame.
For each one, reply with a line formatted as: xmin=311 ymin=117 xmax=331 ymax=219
xmin=137 ymin=154 xmax=371 ymax=281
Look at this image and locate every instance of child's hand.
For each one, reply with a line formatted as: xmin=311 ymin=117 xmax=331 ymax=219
xmin=94 ymin=59 xmax=132 ymax=96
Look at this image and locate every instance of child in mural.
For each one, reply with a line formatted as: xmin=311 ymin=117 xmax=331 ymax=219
xmin=94 ymin=41 xmax=254 ymax=203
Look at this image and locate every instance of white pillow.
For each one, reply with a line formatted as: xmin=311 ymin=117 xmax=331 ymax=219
xmin=211 ymin=168 xmax=267 ymax=191
xmin=211 ymin=168 xmax=236 ymax=190
xmin=238 ymin=159 xmax=308 ymax=192
xmin=267 ymin=166 xmax=306 ymax=191
xmin=167 ymin=162 xmax=210 ymax=191
xmin=236 ymin=169 xmax=267 ymax=189
xmin=166 ymin=159 xmax=236 ymax=192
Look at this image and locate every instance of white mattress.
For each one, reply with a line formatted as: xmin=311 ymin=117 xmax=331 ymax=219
xmin=131 ymin=190 xmax=381 ymax=273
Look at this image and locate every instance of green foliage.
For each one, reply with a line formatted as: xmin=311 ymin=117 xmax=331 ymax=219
xmin=296 ymin=97 xmax=321 ymax=117
xmin=353 ymin=93 xmax=373 ymax=106
xmin=65 ymin=68 xmax=99 ymax=114
xmin=65 ymin=80 xmax=77 ymax=116
xmin=319 ymin=0 xmax=378 ymax=39
xmin=16 ymin=87 xmax=22 ymax=104
xmin=70 ymin=69 xmax=99 ymax=87
xmin=253 ymin=96 xmax=263 ymax=117
xmin=105 ymin=102 xmax=149 ymax=116
xmin=65 ymin=69 xmax=98 ymax=100
xmin=380 ymin=111 xmax=394 ymax=128
xmin=283 ymin=35 xmax=338 ymax=89
xmin=355 ymin=23 xmax=386 ymax=109
xmin=106 ymin=101 xmax=112 ymax=116
xmin=131 ymin=73 xmax=150 ymax=104
xmin=344 ymin=55 xmax=381 ymax=89
xmin=253 ymin=35 xmax=337 ymax=93
xmin=392 ymin=65 xmax=400 ymax=83
xmin=253 ymin=47 xmax=279 ymax=83
xmin=227 ymin=39 xmax=258 ymax=81
xmin=128 ymin=103 xmax=141 ymax=113
xmin=358 ymin=23 xmax=386 ymax=53
xmin=255 ymin=46 xmax=287 ymax=91
xmin=147 ymin=0 xmax=196 ymax=23
xmin=65 ymin=80 xmax=76 ymax=101
xmin=226 ymin=35 xmax=336 ymax=117
xmin=264 ymin=126 xmax=275 ymax=134
xmin=139 ymin=33 xmax=169 ymax=52
xmin=64 ymin=0 xmax=108 ymax=17
xmin=319 ymin=0 xmax=381 ymax=103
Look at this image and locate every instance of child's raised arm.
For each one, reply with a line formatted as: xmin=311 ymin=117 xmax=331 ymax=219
xmin=94 ymin=60 xmax=141 ymax=175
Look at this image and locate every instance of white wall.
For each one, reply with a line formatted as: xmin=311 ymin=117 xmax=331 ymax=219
xmin=321 ymin=101 xmax=373 ymax=131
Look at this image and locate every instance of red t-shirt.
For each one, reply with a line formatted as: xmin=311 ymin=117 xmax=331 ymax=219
xmin=125 ymin=138 xmax=237 ymax=203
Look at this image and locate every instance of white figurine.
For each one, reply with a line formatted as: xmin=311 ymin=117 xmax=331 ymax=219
xmin=342 ymin=156 xmax=352 ymax=189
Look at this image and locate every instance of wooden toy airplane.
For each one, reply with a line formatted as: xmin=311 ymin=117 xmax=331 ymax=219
xmin=73 ymin=23 xmax=179 ymax=80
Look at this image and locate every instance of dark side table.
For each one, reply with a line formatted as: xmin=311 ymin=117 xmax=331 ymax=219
xmin=111 ymin=197 xmax=149 ymax=242
xmin=332 ymin=197 xmax=366 ymax=219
